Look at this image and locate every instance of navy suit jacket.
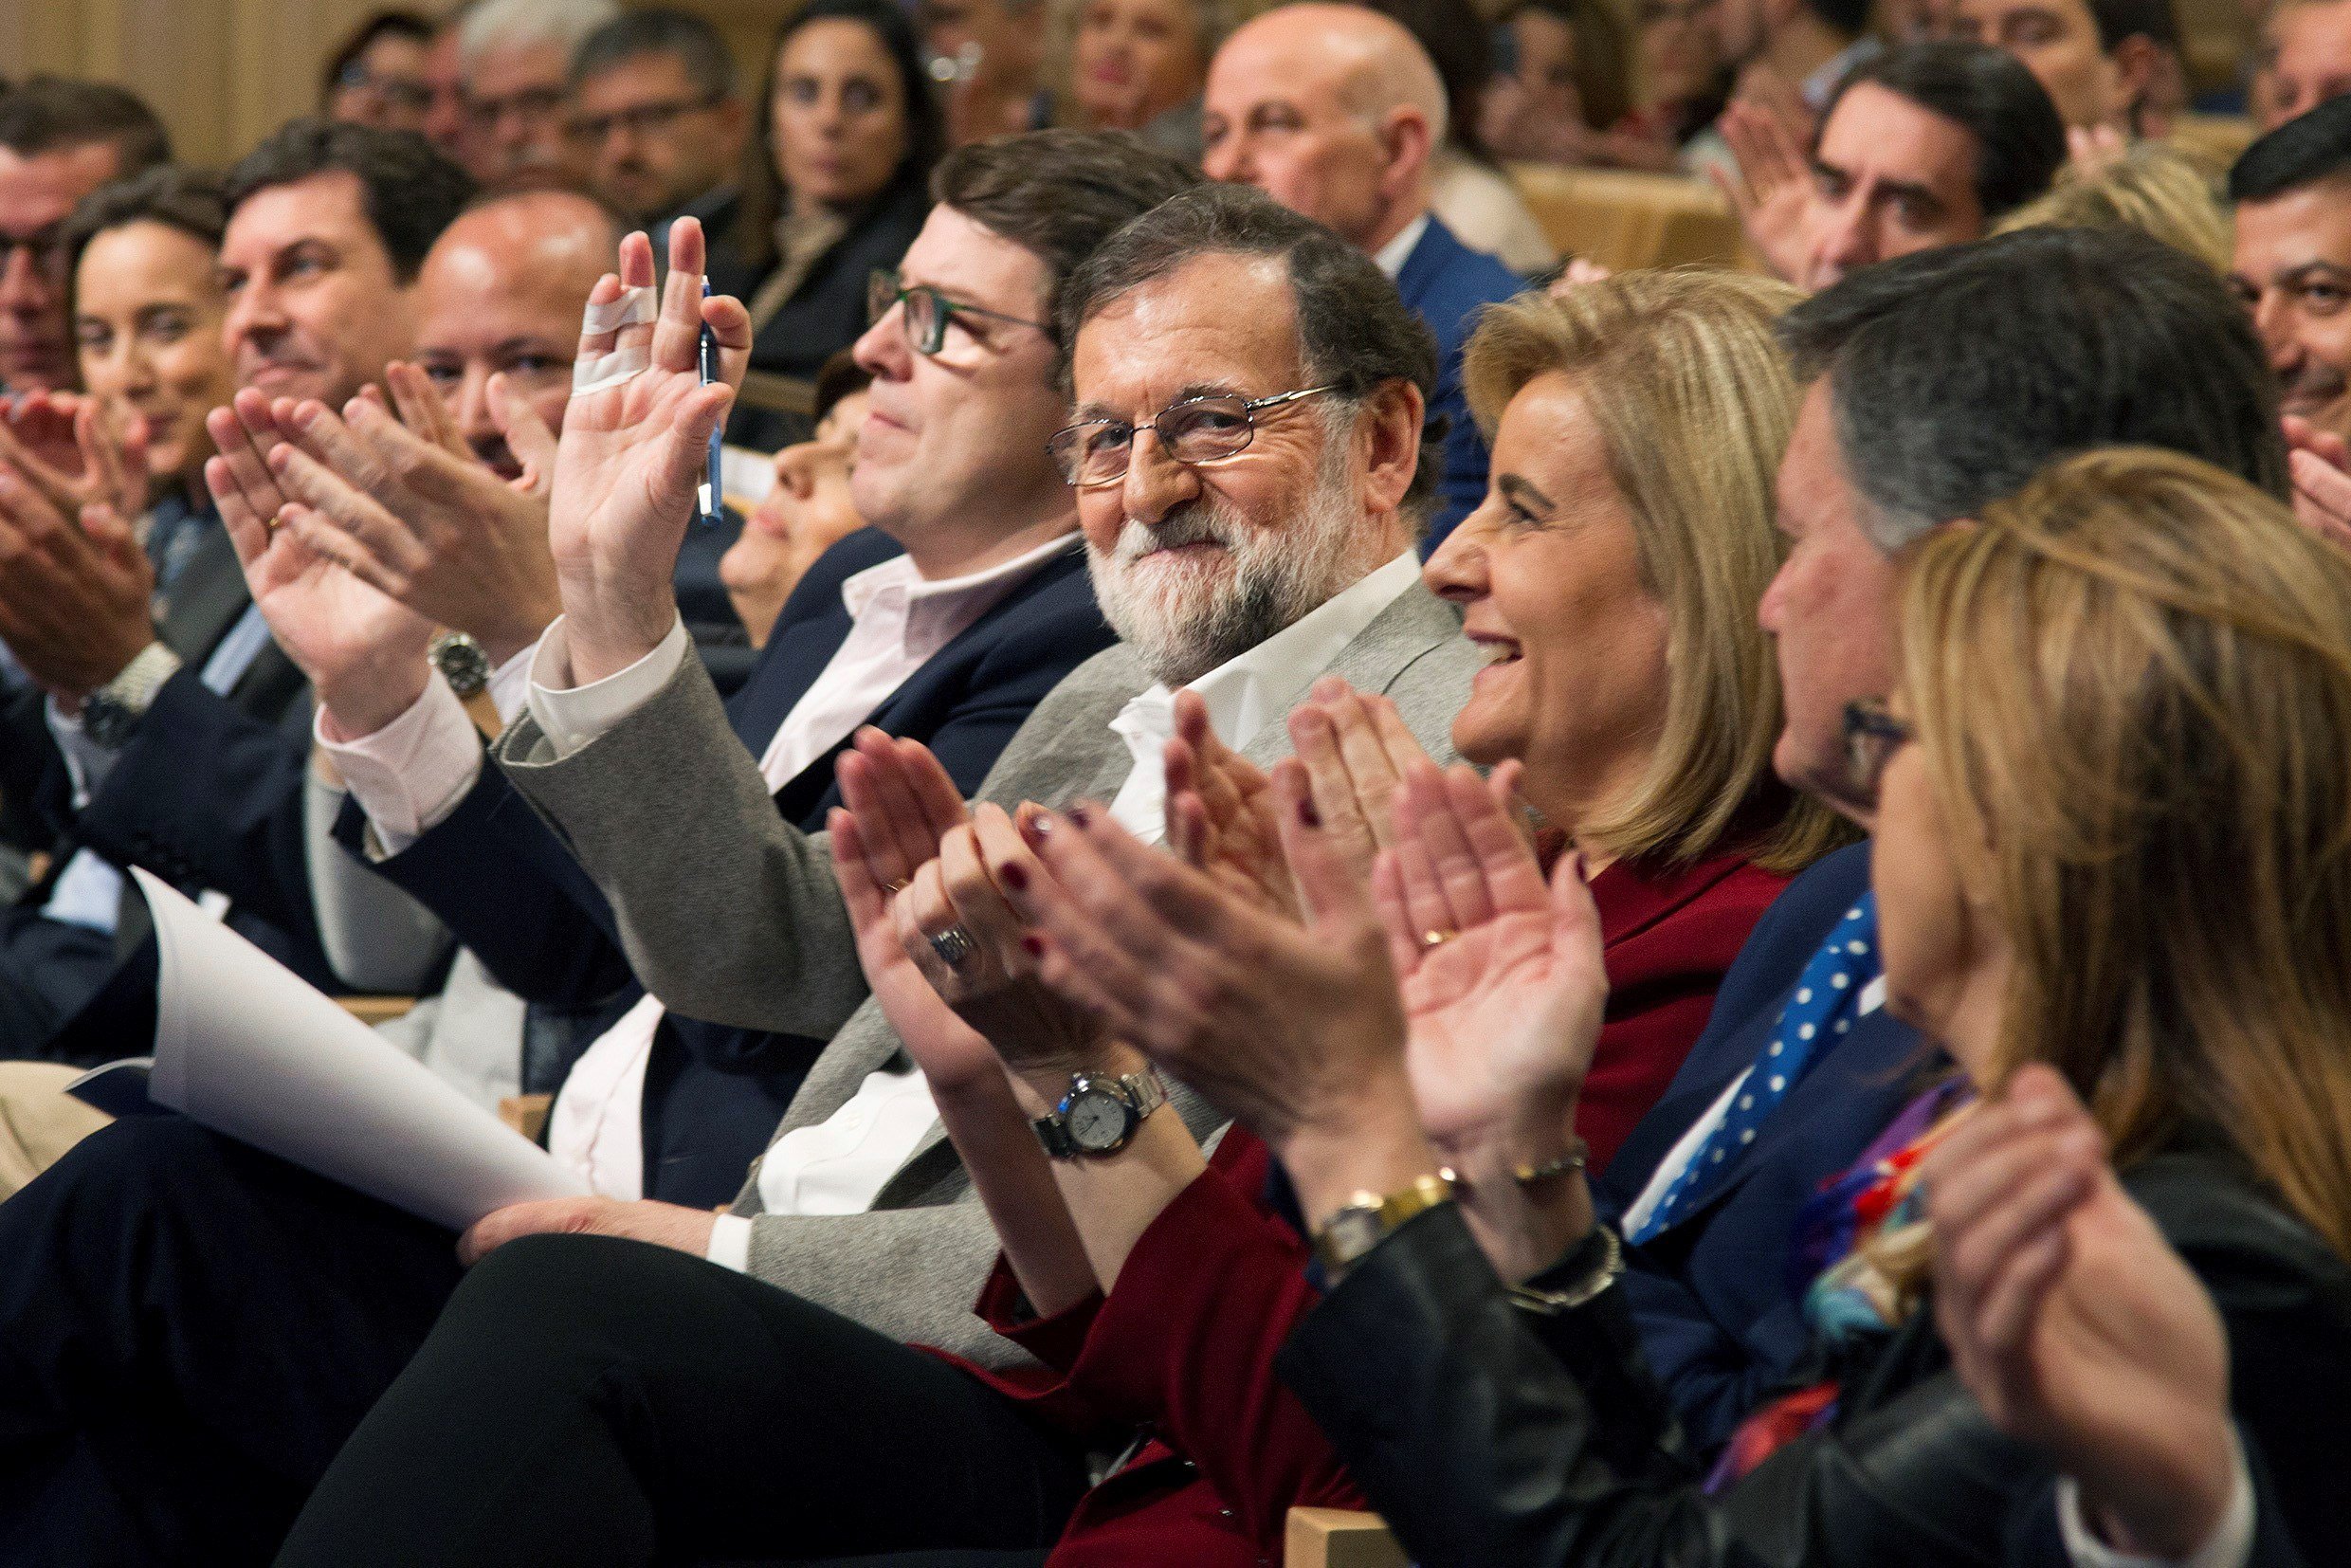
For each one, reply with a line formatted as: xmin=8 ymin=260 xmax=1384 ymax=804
xmin=1394 ymin=216 xmax=1523 ymax=553
xmin=352 ymin=527 xmax=1116 ymax=1206
xmin=1593 ymin=839 xmax=1936 ymax=1456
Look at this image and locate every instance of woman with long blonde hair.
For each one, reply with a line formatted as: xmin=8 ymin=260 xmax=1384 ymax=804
xmin=1003 ymin=447 xmax=2351 ymax=1565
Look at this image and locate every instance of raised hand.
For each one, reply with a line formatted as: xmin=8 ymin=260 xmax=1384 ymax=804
xmin=1710 ymin=99 xmax=1813 ymax=286
xmin=0 ymin=465 xmax=155 ymax=703
xmin=0 ymin=389 xmax=148 ymax=522
xmin=1377 ymin=761 xmax=1606 ymax=1159
xmin=1923 ymin=1066 xmax=2238 ymax=1560
xmin=1285 ymin=675 xmax=1438 ymax=888
xmin=206 ymin=391 xmax=435 ymax=737
xmin=264 ymin=369 xmax=563 ymax=664
xmin=2283 ymin=414 xmax=2351 ymax=555
xmin=1162 ymin=688 xmax=1294 ymax=918
xmin=829 ymin=727 xmax=1000 ymax=1094
xmin=548 ymin=216 xmax=751 ymax=686
xmin=1007 ymin=766 xmax=1412 ymax=1149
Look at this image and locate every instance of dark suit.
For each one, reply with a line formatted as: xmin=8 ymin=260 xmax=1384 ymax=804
xmin=1593 ymin=840 xmax=1931 ymax=1456
xmin=0 ymin=522 xmax=329 ymax=1061
xmin=1394 ymin=215 xmax=1524 ymax=552
xmin=1283 ymin=1149 xmax=2351 ymax=1568
xmin=344 ymin=528 xmax=1115 ymax=1206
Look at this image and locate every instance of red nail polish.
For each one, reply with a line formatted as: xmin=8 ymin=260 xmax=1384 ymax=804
xmin=1298 ymin=796 xmax=1322 ymax=829
xmin=1000 ymin=861 xmax=1028 ymax=892
xmin=1019 ymin=934 xmax=1046 ymax=958
xmin=1067 ymin=803 xmax=1092 ymax=828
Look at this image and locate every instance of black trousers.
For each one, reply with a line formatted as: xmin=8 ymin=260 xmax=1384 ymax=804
xmin=0 ymin=1115 xmax=465 ymax=1564
xmin=275 ymin=1232 xmax=1092 ymax=1568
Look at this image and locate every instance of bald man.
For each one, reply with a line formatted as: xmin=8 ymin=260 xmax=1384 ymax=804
xmin=1202 ymin=2 xmax=1520 ymax=549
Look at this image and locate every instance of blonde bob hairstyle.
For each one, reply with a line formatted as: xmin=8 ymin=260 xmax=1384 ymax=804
xmin=1903 ymin=447 xmax=2351 ymax=1258
xmin=1991 ymin=140 xmax=2233 ymax=273
xmin=1461 ymin=269 xmax=1852 ymax=875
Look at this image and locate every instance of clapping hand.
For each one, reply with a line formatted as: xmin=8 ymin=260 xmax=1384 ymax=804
xmin=1710 ymin=99 xmax=1813 ymax=286
xmin=0 ymin=467 xmax=154 ymax=704
xmin=1285 ymin=676 xmax=1438 ymax=890
xmin=1924 ymin=1066 xmax=2238 ymax=1560
xmin=263 ymin=365 xmax=563 ymax=664
xmin=0 ymin=389 xmax=148 ymax=522
xmin=208 ymin=391 xmax=435 ymax=737
xmin=548 ymin=216 xmax=750 ymax=686
xmin=2283 ymin=415 xmax=2351 ymax=555
xmin=1162 ymin=689 xmax=1294 ymax=918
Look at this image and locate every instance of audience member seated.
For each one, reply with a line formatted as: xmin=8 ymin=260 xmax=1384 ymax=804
xmin=921 ymin=0 xmax=1054 ymax=146
xmin=1202 ymin=3 xmax=1522 ymax=549
xmin=1630 ymin=0 xmax=1735 ymax=165
xmin=455 ymin=0 xmax=615 ymax=191
xmin=1369 ymin=0 xmax=1561 ymax=274
xmin=1050 ymin=446 xmax=2351 ymax=1568
xmin=265 ymin=178 xmax=1476 ymax=1568
xmin=1054 ymin=0 xmax=1226 ymax=158
xmin=0 ymin=77 xmax=171 ymax=395
xmin=1482 ymin=0 xmax=1674 ymax=173
xmin=2231 ymin=95 xmax=2351 ymax=455
xmin=1949 ymin=0 xmax=2180 ymax=134
xmin=417 ymin=9 xmax=472 ymax=163
xmin=1719 ymin=40 xmax=2067 ymax=288
xmin=710 ymin=0 xmax=941 ymax=454
xmin=566 ymin=9 xmax=747 ymax=232
xmin=2256 ymin=0 xmax=2351 ymax=130
xmin=0 ymin=132 xmax=1172 ymax=1567
xmin=319 ymin=10 xmax=437 ymax=137
xmin=1994 ymin=136 xmax=2233 ymax=268
xmin=0 ymin=121 xmax=472 ymax=1062
xmin=720 ymin=350 xmax=875 ymax=645
xmin=1697 ymin=0 xmax=1880 ymax=162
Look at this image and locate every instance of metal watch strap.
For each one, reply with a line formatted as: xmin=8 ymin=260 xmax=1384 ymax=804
xmin=82 ymin=640 xmax=183 ymax=748
xmin=1312 ymin=1172 xmax=1456 ymax=1281
xmin=1030 ymin=1068 xmax=1169 ymax=1159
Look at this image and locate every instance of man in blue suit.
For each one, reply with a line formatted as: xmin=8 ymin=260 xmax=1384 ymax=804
xmin=1594 ymin=225 xmax=2294 ymax=1463
xmin=1202 ymin=2 xmax=1521 ymax=552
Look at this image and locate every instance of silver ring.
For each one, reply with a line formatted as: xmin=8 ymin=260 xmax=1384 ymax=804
xmin=927 ymin=925 xmax=975 ymax=968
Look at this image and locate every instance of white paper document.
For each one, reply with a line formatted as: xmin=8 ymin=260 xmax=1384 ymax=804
xmin=132 ymin=867 xmax=590 ymax=1231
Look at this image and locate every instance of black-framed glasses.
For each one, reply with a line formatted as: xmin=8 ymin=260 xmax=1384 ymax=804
xmin=569 ymin=93 xmax=726 ymax=143
xmin=1842 ymin=697 xmax=1914 ymax=801
xmin=866 ymin=269 xmax=1048 ymax=358
xmin=335 ymin=64 xmax=434 ymax=113
xmin=1047 ymin=387 xmax=1340 ymax=488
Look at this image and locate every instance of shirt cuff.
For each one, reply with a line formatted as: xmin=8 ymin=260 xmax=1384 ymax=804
xmin=487 ymin=643 xmax=535 ymax=729
xmin=523 ymin=613 xmax=688 ymax=759
xmin=44 ymin=697 xmax=115 ymax=809
xmin=705 ymin=1212 xmax=754 ymax=1273
xmin=315 ymin=670 xmax=483 ymax=856
xmin=2055 ymin=1431 xmax=2253 ymax=1568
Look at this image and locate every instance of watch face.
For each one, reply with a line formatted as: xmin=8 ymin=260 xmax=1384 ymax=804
xmin=1066 ymin=1087 xmax=1132 ymax=1152
xmin=431 ymin=633 xmax=492 ymax=699
xmin=82 ymin=694 xmax=136 ymax=748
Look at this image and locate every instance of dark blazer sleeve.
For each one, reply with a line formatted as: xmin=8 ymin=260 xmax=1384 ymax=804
xmin=1277 ymin=1153 xmax=2351 ymax=1568
xmin=71 ymin=669 xmax=318 ymax=948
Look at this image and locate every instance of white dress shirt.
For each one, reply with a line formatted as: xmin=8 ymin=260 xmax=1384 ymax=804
xmin=1103 ymin=550 xmax=1425 ymax=844
xmin=328 ymin=535 xmax=1080 ymax=1203
xmin=1372 ymin=213 xmax=1431 ymax=282
xmin=2055 ymin=1433 xmax=2252 ymax=1568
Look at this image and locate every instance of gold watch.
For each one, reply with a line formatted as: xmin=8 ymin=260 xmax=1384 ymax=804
xmin=1312 ymin=1172 xmax=1455 ymax=1280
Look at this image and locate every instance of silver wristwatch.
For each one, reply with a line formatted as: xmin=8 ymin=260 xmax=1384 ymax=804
xmin=81 ymin=641 xmax=183 ymax=749
xmin=429 ymin=630 xmax=492 ymax=700
xmin=1031 ymin=1068 xmax=1170 ymax=1159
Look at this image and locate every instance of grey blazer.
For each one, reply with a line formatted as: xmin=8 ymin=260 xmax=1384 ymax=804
xmin=494 ymin=580 xmax=1478 ymax=1364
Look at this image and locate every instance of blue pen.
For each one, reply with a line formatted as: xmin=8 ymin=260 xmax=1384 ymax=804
xmin=697 ymin=277 xmax=721 ymax=525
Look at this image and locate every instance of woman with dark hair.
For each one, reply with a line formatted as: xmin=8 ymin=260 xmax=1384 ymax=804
xmin=712 ymin=0 xmax=942 ymax=452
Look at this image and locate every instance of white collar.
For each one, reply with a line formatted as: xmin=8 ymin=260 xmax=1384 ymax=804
xmin=839 ymin=531 xmax=1079 ymax=622
xmin=1121 ymin=548 xmax=1423 ymax=751
xmin=1372 ymin=212 xmax=1432 ymax=282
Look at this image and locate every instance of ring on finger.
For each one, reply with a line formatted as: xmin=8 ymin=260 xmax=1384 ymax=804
xmin=928 ymin=925 xmax=976 ymax=968
xmin=883 ymin=879 xmax=908 ymax=896
xmin=1420 ymin=929 xmax=1456 ymax=951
